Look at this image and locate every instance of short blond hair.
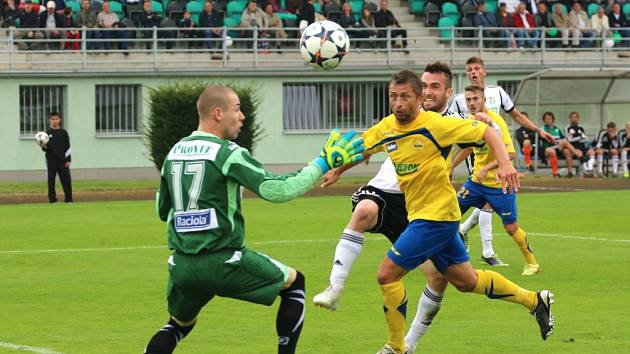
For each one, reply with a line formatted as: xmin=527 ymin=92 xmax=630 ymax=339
xmin=196 ymin=85 xmax=235 ymax=120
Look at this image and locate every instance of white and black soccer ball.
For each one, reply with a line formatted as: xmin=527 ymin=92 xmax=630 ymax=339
xmin=35 ymin=131 xmax=49 ymax=146
xmin=300 ymin=20 xmax=350 ymax=70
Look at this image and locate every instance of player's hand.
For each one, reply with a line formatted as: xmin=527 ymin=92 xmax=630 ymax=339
xmin=312 ymin=129 xmax=364 ymax=173
xmin=539 ymin=129 xmax=557 ymax=144
xmin=321 ymin=169 xmax=341 ymax=188
xmin=472 ymin=112 xmax=492 ymax=125
xmin=475 ymin=168 xmax=489 ymax=183
xmin=496 ymin=163 xmax=519 ymax=194
xmin=65 ymin=162 xmax=71 ymax=168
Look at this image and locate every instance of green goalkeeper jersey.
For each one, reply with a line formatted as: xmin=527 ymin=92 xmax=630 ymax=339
xmin=157 ymin=131 xmax=322 ymax=254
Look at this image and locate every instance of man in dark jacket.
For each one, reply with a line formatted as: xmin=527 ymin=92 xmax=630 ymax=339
xmin=41 ymin=112 xmax=73 ymax=203
xmin=40 ymin=1 xmax=64 ymax=49
xmin=609 ymin=2 xmax=629 ymax=47
xmin=198 ymin=1 xmax=223 ymax=50
xmin=374 ymin=0 xmax=408 ymax=52
xmin=17 ymin=0 xmax=44 ymax=49
xmin=474 ymin=1 xmax=507 ymax=48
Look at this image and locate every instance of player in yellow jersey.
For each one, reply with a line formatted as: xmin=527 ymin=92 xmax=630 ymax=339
xmin=365 ymin=70 xmax=554 ymax=354
xmin=451 ymin=85 xmax=540 ymax=275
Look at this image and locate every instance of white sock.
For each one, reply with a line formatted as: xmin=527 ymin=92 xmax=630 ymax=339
xmin=597 ymin=155 xmax=604 ymax=174
xmin=405 ymin=285 xmax=443 ymax=352
xmin=612 ymin=156 xmax=619 ymax=174
xmin=459 ymin=208 xmax=481 ymax=234
xmin=329 ymin=228 xmax=363 ymax=290
xmin=588 ymin=157 xmax=595 ymax=170
xmin=622 ymin=150 xmax=628 ymax=173
xmin=479 ymin=209 xmax=495 ymax=258
xmin=582 ymin=162 xmax=588 ymax=173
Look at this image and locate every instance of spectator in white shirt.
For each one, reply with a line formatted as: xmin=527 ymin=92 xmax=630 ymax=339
xmin=569 ymin=2 xmax=595 ymax=48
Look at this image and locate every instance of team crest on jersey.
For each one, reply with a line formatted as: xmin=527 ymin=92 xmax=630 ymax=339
xmin=386 ymin=141 xmax=398 ymax=152
xmin=472 ymin=121 xmax=479 ymax=127
xmin=488 ymin=97 xmax=497 ymax=106
xmin=412 ymin=139 xmax=424 ymax=150
xmin=394 ymin=163 xmax=419 ymax=176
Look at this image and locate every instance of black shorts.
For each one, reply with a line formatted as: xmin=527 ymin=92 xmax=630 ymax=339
xmin=351 ymin=185 xmax=407 ymax=244
xmin=570 ymin=142 xmax=589 ymax=155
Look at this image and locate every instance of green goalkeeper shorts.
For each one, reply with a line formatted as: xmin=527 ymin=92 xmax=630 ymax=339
xmin=166 ymin=247 xmax=289 ymax=322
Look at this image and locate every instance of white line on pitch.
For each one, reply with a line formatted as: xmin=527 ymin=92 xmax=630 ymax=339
xmin=1 ymin=233 xmax=627 ymax=255
xmin=0 ymin=341 xmax=64 ymax=354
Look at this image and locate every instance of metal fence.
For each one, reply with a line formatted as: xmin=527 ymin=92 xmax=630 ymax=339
xmin=1 ymin=26 xmax=630 ymax=72
xmin=19 ymin=85 xmax=65 ymax=136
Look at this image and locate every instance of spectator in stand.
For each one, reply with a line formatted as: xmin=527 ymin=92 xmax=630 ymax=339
xmin=16 ymin=0 xmax=44 ymax=50
xmin=63 ymin=7 xmax=80 ymax=50
xmin=540 ymin=111 xmax=584 ymax=178
xmin=534 ymin=2 xmax=556 ymax=47
xmin=297 ymin=0 xmax=315 ymax=26
xmin=620 ymin=121 xmax=630 ymax=169
xmin=569 ymin=2 xmax=594 ymax=48
xmin=496 ymin=2 xmax=513 ymax=46
xmin=2 ymin=0 xmax=19 ymax=27
xmin=240 ymin=0 xmax=266 ymax=49
xmin=594 ymin=122 xmax=620 ymax=177
xmin=322 ymin=0 xmax=341 ymax=19
xmin=358 ymin=7 xmax=378 ymax=46
xmin=39 ymin=1 xmax=63 ymax=50
xmin=513 ymin=2 xmax=539 ymax=48
xmin=474 ymin=0 xmax=507 ymax=48
xmin=608 ymin=2 xmax=628 ymax=47
xmin=76 ymin=0 xmax=98 ymax=49
xmin=591 ymin=6 xmax=610 ymax=43
xmin=199 ymin=1 xmax=223 ymax=51
xmin=263 ymin=3 xmax=287 ymax=50
xmin=374 ymin=0 xmax=408 ymax=52
xmin=552 ymin=2 xmax=572 ymax=48
xmin=177 ymin=10 xmax=197 ymax=48
xmin=338 ymin=3 xmax=357 ymax=38
xmin=137 ymin=0 xmax=171 ymax=49
xmin=52 ymin=0 xmax=64 ymax=15
xmin=564 ymin=111 xmax=593 ymax=175
xmin=514 ymin=112 xmax=536 ymax=171
xmin=97 ymin=1 xmax=128 ymax=52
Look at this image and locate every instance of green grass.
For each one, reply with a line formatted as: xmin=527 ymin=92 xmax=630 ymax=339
xmin=1 ymin=191 xmax=629 ymax=353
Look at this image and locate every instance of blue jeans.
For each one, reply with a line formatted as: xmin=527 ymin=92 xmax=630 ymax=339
xmin=514 ymin=28 xmax=540 ymax=48
xmin=101 ymin=28 xmax=128 ymax=50
xmin=202 ymin=30 xmax=223 ymax=50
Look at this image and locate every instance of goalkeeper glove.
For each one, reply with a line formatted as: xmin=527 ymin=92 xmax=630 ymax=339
xmin=312 ymin=129 xmax=365 ymax=173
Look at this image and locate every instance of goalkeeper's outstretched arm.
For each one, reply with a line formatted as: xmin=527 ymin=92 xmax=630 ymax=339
xmin=320 ymin=153 xmax=370 ymax=188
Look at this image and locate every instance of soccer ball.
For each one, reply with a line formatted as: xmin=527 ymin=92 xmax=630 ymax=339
xmin=35 ymin=131 xmax=49 ymax=146
xmin=300 ymin=20 xmax=350 ymax=70
xmin=605 ymin=39 xmax=615 ymax=48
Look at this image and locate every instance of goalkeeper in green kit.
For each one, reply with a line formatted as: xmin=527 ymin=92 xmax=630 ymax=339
xmin=143 ymin=85 xmax=364 ymax=354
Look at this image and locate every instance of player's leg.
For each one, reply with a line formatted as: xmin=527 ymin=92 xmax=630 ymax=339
xmin=377 ymin=257 xmax=409 ymax=354
xmin=144 ymin=316 xmax=197 ymax=354
xmin=405 ymin=261 xmax=447 ymax=354
xmin=596 ymin=148 xmax=605 ymax=176
xmin=622 ymin=147 xmax=629 ymax=177
xmin=478 ymin=205 xmax=506 ymax=266
xmin=587 ymin=147 xmax=596 ymax=173
xmin=560 ymin=142 xmax=574 ymax=176
xmin=277 ymin=268 xmax=306 ymax=354
xmin=611 ymin=148 xmax=619 ymax=176
xmin=46 ymin=160 xmax=57 ymax=203
xmin=459 ymin=207 xmax=480 ymax=236
xmin=522 ymin=138 xmax=533 ymax=170
xmin=58 ymin=162 xmax=73 ymax=202
xmin=546 ymin=147 xmax=559 ymax=177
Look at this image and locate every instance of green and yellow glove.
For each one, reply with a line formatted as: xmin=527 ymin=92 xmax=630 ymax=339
xmin=312 ymin=129 xmax=365 ymax=173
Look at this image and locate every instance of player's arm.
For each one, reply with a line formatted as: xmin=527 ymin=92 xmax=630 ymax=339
xmin=320 ymin=153 xmax=370 ymax=188
xmin=450 ymin=147 xmax=473 ymax=171
xmin=225 ymin=130 xmax=364 ymax=203
xmin=475 ymin=152 xmax=516 ymax=182
xmin=483 ymin=127 xmax=519 ymax=193
xmin=508 ymin=109 xmax=556 ymax=144
xmin=156 ymin=165 xmax=172 ymax=221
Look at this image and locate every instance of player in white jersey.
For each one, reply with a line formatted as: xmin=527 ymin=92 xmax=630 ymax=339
xmin=448 ymin=56 xmax=555 ymax=267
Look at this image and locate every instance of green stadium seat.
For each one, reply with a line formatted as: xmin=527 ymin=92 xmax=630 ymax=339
xmin=624 ymin=3 xmax=630 ymax=16
xmin=223 ymin=16 xmax=240 ymax=38
xmin=151 ymin=1 xmax=164 ymax=16
xmin=227 ymin=0 xmax=247 ymax=17
xmin=65 ymin=0 xmax=80 ymax=15
xmin=313 ymin=1 xmax=321 ymax=14
xmin=186 ymin=1 xmax=203 ymax=15
xmin=276 ymin=12 xmax=297 ymax=21
xmin=349 ymin=0 xmax=363 ymax=15
xmin=438 ymin=16 xmax=455 ymax=41
xmin=485 ymin=0 xmax=497 ymax=14
xmin=109 ymin=1 xmax=123 ymax=19
xmin=587 ymin=3 xmax=599 ymax=17
xmin=441 ymin=2 xmax=459 ymax=24
xmin=409 ymin=0 xmax=425 ymax=15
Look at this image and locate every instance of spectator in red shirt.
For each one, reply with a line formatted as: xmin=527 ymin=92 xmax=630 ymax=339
xmin=513 ymin=2 xmax=539 ymax=48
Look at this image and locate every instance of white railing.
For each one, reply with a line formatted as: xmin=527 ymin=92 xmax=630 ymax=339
xmin=1 ymin=26 xmax=629 ymax=72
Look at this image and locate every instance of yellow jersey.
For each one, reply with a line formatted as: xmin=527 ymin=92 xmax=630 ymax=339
xmin=363 ymin=111 xmax=487 ymax=222
xmin=471 ymin=111 xmax=515 ymax=188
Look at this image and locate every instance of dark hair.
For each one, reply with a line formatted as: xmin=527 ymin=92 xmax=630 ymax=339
xmin=569 ymin=111 xmax=579 ymax=118
xmin=390 ymin=69 xmax=422 ymax=96
xmin=464 ymin=84 xmax=484 ymax=95
xmin=542 ymin=111 xmax=555 ymax=122
xmin=48 ymin=111 xmax=61 ymax=119
xmin=607 ymin=121 xmax=616 ymax=128
xmin=423 ymin=62 xmax=452 ymax=88
xmin=466 ymin=56 xmax=485 ymax=67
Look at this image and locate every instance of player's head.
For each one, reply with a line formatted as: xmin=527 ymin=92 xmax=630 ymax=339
xmin=606 ymin=121 xmax=617 ymax=136
xmin=421 ymin=62 xmax=453 ymax=113
xmin=626 ymin=121 xmax=630 ymax=134
xmin=48 ymin=111 xmax=61 ymax=129
xmin=569 ymin=111 xmax=580 ymax=124
xmin=389 ymin=69 xmax=422 ymax=124
xmin=542 ymin=111 xmax=555 ymax=126
xmin=465 ymin=56 xmax=486 ymax=86
xmin=197 ymin=85 xmax=244 ymax=140
xmin=464 ymin=85 xmax=485 ymax=114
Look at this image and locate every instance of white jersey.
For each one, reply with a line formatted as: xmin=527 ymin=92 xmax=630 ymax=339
xmin=367 ymin=108 xmax=466 ymax=194
xmin=448 ymin=85 xmax=515 ymax=116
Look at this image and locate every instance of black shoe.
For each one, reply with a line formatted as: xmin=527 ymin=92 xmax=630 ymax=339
xmin=532 ymin=290 xmax=555 ymax=340
xmin=480 ymin=254 xmax=509 ymax=266
xmin=49 ymin=199 xmax=58 ymax=203
xmin=65 ymin=199 xmax=74 ymax=203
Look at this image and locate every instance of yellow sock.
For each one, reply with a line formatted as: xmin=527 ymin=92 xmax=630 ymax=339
xmin=512 ymin=227 xmax=538 ymax=265
xmin=473 ymin=269 xmax=538 ymax=311
xmin=380 ymin=281 xmax=407 ymax=353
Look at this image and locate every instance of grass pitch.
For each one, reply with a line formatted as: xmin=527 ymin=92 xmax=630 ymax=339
xmin=1 ymin=191 xmax=629 ymax=353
